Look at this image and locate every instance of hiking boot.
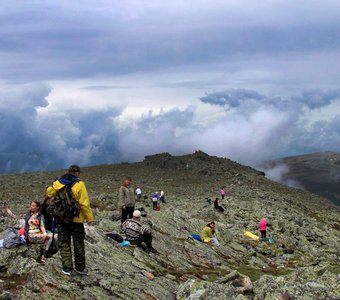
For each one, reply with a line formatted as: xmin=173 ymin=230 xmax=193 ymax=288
xmin=74 ymin=268 xmax=88 ymax=275
xmin=62 ymin=269 xmax=72 ymax=276
xmin=146 ymin=247 xmax=158 ymax=254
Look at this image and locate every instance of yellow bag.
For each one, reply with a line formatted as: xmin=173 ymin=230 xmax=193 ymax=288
xmin=244 ymin=231 xmax=259 ymax=241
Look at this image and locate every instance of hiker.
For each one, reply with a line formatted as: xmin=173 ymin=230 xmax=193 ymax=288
xmin=200 ymin=221 xmax=220 ymax=247
xmin=41 ymin=190 xmax=56 ymax=232
xmin=122 ymin=210 xmax=157 ymax=253
xmin=24 ymin=200 xmax=55 ymax=264
xmin=159 ymin=190 xmax=165 ymax=203
xmin=46 ymin=165 xmax=93 ymax=276
xmin=259 ymin=218 xmax=267 ymax=241
xmin=214 ymin=198 xmax=225 ymax=212
xmin=119 ymin=177 xmax=135 ymax=224
xmin=41 ymin=190 xmax=58 ymax=257
xmin=220 ymin=186 xmax=226 ymax=199
xmin=152 ymin=192 xmax=159 ymax=210
xmin=135 ymin=186 xmax=142 ymax=201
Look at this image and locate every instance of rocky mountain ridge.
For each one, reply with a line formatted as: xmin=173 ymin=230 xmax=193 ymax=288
xmin=0 ymin=151 xmax=339 ymax=299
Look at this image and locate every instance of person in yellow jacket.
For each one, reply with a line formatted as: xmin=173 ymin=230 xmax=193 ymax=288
xmin=200 ymin=221 xmax=220 ymax=247
xmin=47 ymin=165 xmax=93 ymax=276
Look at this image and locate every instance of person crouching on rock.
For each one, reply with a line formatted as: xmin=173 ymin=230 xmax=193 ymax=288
xmin=259 ymin=218 xmax=267 ymax=241
xmin=200 ymin=221 xmax=220 ymax=247
xmin=214 ymin=198 xmax=225 ymax=212
xmin=122 ymin=210 xmax=157 ymax=253
xmin=24 ymin=200 xmax=55 ymax=264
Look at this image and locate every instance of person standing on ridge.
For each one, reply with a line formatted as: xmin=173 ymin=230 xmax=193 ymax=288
xmin=119 ymin=177 xmax=135 ymax=223
xmin=152 ymin=192 xmax=159 ymax=210
xmin=159 ymin=190 xmax=165 ymax=203
xmin=46 ymin=165 xmax=93 ymax=276
xmin=220 ymin=186 xmax=226 ymax=199
xmin=259 ymin=218 xmax=267 ymax=241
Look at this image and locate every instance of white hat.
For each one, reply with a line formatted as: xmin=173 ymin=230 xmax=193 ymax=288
xmin=133 ymin=210 xmax=141 ymax=218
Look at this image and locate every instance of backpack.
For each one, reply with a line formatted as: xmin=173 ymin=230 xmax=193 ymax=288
xmin=3 ymin=228 xmax=21 ymax=248
xmin=47 ymin=182 xmax=81 ymax=223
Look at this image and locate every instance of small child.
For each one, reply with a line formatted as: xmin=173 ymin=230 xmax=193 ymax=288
xmin=259 ymin=218 xmax=267 ymax=241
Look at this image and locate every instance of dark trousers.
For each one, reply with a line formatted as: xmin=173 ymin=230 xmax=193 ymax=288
xmin=152 ymin=201 xmax=158 ymax=210
xmin=58 ymin=222 xmax=85 ymax=272
xmin=160 ymin=196 xmax=165 ymax=203
xmin=260 ymin=230 xmax=266 ymax=240
xmin=121 ymin=206 xmax=135 ymax=223
xmin=130 ymin=233 xmax=152 ymax=248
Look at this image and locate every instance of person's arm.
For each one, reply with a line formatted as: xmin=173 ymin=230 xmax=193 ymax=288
xmin=119 ymin=186 xmax=126 ymax=209
xmin=3 ymin=203 xmax=17 ymax=218
xmin=40 ymin=216 xmax=47 ymax=235
xmin=75 ymin=182 xmax=94 ymax=224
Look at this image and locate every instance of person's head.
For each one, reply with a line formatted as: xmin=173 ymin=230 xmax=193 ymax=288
xmin=133 ymin=210 xmax=141 ymax=219
xmin=68 ymin=165 xmax=81 ymax=177
xmin=122 ymin=176 xmax=132 ymax=187
xmin=30 ymin=200 xmax=41 ymax=213
xmin=208 ymin=221 xmax=216 ymax=229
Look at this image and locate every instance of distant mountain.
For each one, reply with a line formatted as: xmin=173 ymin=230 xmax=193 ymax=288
xmin=262 ymin=151 xmax=340 ymax=206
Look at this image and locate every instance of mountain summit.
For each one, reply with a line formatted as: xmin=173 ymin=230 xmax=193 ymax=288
xmin=0 ymin=152 xmax=339 ymax=299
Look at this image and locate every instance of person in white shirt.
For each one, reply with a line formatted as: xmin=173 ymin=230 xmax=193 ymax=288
xmin=135 ymin=186 xmax=142 ymax=201
xmin=160 ymin=190 xmax=165 ymax=203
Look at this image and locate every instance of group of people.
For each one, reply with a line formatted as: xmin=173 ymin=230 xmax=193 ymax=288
xmin=1 ymin=165 xmax=93 ymax=276
xmin=1 ymin=165 xmax=271 ymax=277
xmin=119 ymin=177 xmax=166 ymax=221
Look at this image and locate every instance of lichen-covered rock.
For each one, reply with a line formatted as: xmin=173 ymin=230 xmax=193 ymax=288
xmin=0 ymin=152 xmax=339 ymax=299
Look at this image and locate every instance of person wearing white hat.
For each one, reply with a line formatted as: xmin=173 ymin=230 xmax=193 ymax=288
xmin=122 ymin=210 xmax=157 ymax=253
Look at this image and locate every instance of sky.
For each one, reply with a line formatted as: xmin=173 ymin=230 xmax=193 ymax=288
xmin=0 ymin=0 xmax=340 ymax=174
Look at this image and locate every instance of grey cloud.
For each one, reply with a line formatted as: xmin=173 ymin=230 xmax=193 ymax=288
xmin=199 ymin=89 xmax=265 ymax=107
xmin=0 ymin=83 xmax=123 ymax=173
xmin=0 ymin=83 xmax=339 ymax=173
xmin=1 ymin=2 xmax=340 ymax=82
xmin=292 ymin=90 xmax=340 ymax=109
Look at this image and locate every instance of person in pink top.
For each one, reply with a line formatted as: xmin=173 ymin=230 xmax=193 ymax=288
xmin=219 ymin=186 xmax=226 ymax=199
xmin=259 ymin=218 xmax=267 ymax=241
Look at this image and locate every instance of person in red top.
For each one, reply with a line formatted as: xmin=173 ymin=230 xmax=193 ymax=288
xmin=259 ymin=218 xmax=267 ymax=241
xmin=219 ymin=187 xmax=226 ymax=199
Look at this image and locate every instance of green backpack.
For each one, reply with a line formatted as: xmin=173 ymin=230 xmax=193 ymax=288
xmin=47 ymin=182 xmax=81 ymax=223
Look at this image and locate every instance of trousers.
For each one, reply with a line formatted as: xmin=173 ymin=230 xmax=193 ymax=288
xmin=58 ymin=222 xmax=85 ymax=272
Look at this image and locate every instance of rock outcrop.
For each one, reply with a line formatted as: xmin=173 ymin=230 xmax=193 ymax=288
xmin=0 ymin=152 xmax=339 ymax=299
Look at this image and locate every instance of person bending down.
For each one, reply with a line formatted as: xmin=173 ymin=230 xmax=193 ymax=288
xmin=122 ymin=210 xmax=157 ymax=253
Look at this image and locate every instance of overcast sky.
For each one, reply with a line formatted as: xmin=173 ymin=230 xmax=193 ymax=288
xmin=0 ymin=0 xmax=339 ymax=173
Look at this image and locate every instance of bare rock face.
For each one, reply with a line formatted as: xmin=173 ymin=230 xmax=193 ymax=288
xmin=0 ymin=152 xmax=339 ymax=299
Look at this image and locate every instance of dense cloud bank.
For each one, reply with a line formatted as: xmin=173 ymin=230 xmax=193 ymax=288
xmin=0 ymin=84 xmax=339 ymax=173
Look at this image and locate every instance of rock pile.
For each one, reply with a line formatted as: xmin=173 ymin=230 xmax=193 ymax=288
xmin=0 ymin=152 xmax=339 ymax=299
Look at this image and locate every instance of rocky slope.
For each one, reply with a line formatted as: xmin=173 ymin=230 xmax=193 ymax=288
xmin=0 ymin=151 xmax=339 ymax=299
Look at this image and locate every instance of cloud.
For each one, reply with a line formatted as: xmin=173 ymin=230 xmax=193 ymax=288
xmin=0 ymin=82 xmax=339 ymax=173
xmin=261 ymin=164 xmax=304 ymax=189
xmin=292 ymin=90 xmax=340 ymax=109
xmin=199 ymin=89 xmax=264 ymax=108
xmin=1 ymin=1 xmax=340 ymax=83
